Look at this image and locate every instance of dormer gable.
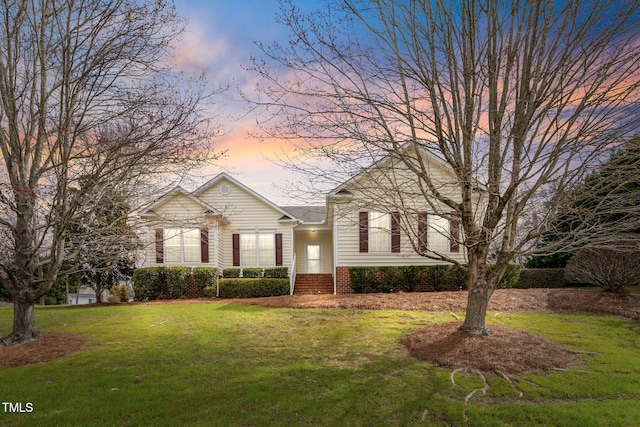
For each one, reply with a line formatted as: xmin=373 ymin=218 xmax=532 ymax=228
xmin=140 ymin=187 xmax=220 ymax=223
xmin=194 ymin=172 xmax=299 ymax=223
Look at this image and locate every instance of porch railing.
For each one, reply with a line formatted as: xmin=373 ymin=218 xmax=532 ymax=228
xmin=289 ymin=253 xmax=297 ymax=295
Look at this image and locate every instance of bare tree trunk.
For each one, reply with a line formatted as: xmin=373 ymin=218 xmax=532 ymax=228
xmin=460 ymin=253 xmax=493 ymax=336
xmin=2 ymin=295 xmax=40 ymax=346
xmin=94 ymin=284 xmax=103 ymax=303
xmin=0 ymin=0 xmax=217 ymax=345
xmin=461 ymin=280 xmax=492 ymax=336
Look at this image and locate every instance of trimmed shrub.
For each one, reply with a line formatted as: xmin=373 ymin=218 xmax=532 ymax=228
xmin=379 ymin=267 xmax=407 ymax=292
xmin=203 ymin=286 xmax=217 ymax=298
xmin=223 ymin=268 xmax=241 ymax=278
xmin=218 ymin=278 xmax=289 ymax=298
xmin=110 ymin=285 xmax=129 ymax=302
xmin=348 ymin=264 xmax=519 ymax=293
xmin=428 ymin=265 xmax=467 ymax=291
xmin=493 ymin=264 xmax=522 ymax=289
xmin=133 ymin=267 xmax=164 ymax=301
xmin=349 ymin=267 xmax=381 ymax=293
xmin=515 ymin=268 xmax=568 ymax=289
xmin=165 ymin=266 xmax=192 ymax=299
xmin=349 ymin=265 xmax=467 ymax=293
xmin=242 ymin=267 xmax=263 ymax=278
xmin=192 ymin=267 xmax=218 ymax=297
xmin=264 ymin=267 xmax=289 ymax=278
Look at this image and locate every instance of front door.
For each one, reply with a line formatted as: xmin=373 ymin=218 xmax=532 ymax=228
xmin=306 ymin=244 xmax=321 ymax=274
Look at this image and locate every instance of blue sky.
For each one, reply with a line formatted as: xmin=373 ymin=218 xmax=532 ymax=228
xmin=172 ymin=0 xmax=324 ymax=205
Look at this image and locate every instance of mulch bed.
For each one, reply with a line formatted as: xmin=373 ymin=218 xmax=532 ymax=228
xmin=0 ymin=332 xmax=86 ymax=369
xmin=231 ymin=288 xmax=640 ymax=322
xmin=402 ymin=322 xmax=577 ymax=375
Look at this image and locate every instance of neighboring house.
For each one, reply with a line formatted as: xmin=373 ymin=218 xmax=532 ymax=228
xmin=141 ymin=147 xmax=484 ymax=294
xmin=68 ymin=286 xmax=109 ymax=305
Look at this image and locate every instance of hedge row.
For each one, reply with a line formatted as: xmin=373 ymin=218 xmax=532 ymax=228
xmin=515 ymin=268 xmax=570 ymax=289
xmin=222 ymin=267 xmax=288 ymax=279
xmin=349 ymin=264 xmax=522 ymax=293
xmin=133 ymin=266 xmax=218 ymax=301
xmin=209 ymin=278 xmax=290 ymax=298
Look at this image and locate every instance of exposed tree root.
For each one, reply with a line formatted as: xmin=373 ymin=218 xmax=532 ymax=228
xmin=450 ymin=367 xmax=490 ymax=421
xmin=495 ymin=370 xmax=524 ymax=398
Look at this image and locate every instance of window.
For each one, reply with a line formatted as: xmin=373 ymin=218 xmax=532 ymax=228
xmin=359 ymin=211 xmax=400 ymax=253
xmin=165 ymin=229 xmax=182 ymax=263
xmin=240 ymin=234 xmax=257 ymax=266
xmin=369 ymin=211 xmax=390 ymax=252
xmin=163 ymin=228 xmax=201 ymax=263
xmin=258 ymin=234 xmax=275 ymax=266
xmin=182 ymin=229 xmax=200 ymax=262
xmin=236 ymin=232 xmax=277 ymax=267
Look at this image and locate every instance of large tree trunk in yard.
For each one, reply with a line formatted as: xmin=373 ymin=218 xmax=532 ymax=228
xmin=460 ymin=280 xmax=493 ymax=336
xmin=1 ymin=297 xmax=41 ymax=346
xmin=460 ymin=254 xmax=494 ymax=336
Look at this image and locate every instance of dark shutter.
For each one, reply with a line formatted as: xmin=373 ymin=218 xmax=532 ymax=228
xmin=418 ymin=213 xmax=428 ymax=253
xmin=232 ymin=233 xmax=240 ymax=266
xmin=155 ymin=229 xmax=164 ymax=264
xmin=200 ymin=228 xmax=209 ymax=263
xmin=450 ymin=220 xmax=460 ymax=253
xmin=391 ymin=212 xmax=401 ymax=253
xmin=359 ymin=211 xmax=368 ymax=253
xmin=275 ymin=233 xmax=283 ymax=266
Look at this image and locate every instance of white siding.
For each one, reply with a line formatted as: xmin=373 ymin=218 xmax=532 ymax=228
xmin=334 ymin=205 xmax=467 ymax=267
xmin=196 ymin=177 xmax=293 ymax=270
xmin=151 ymin=193 xmax=209 ymax=222
xmin=331 ymin=152 xmax=473 ymax=267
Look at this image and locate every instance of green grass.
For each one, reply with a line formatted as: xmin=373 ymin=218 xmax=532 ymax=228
xmin=0 ymin=302 xmax=639 ymax=426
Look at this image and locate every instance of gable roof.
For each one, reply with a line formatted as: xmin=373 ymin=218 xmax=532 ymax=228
xmin=327 ymin=142 xmax=486 ymax=196
xmin=193 ymin=172 xmax=300 ymax=222
xmin=140 ymin=187 xmax=220 ymax=218
xmin=281 ymin=206 xmax=327 ymax=224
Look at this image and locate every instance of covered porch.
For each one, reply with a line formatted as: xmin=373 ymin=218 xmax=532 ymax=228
xmin=291 ymin=225 xmax=334 ymax=294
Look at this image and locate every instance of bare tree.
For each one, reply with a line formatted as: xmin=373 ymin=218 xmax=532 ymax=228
xmin=252 ymin=0 xmax=640 ymax=334
xmin=0 ymin=0 xmax=219 ymax=345
xmin=565 ymin=237 xmax=640 ymax=294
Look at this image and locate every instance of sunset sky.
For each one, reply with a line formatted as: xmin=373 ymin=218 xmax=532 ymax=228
xmin=172 ymin=0 xmax=325 ymax=205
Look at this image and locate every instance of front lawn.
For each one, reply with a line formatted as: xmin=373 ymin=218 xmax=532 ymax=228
xmin=0 ymin=301 xmax=638 ymax=426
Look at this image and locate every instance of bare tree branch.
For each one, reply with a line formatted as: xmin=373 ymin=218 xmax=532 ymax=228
xmin=0 ymin=0 xmax=221 ymax=345
xmin=251 ymin=0 xmax=640 ymax=335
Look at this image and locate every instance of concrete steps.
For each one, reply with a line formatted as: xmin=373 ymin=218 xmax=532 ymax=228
xmin=294 ymin=273 xmax=334 ymax=295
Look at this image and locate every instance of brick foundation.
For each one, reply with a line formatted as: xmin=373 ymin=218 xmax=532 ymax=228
xmin=335 ymin=267 xmax=354 ymax=294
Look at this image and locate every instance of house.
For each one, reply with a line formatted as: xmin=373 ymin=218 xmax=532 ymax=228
xmin=68 ymin=286 xmax=109 ymax=305
xmin=141 ymin=147 xmax=482 ymax=294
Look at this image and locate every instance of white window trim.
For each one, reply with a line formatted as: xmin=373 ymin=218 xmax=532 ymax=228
xmin=165 ymin=228 xmax=200 ymax=264
xmin=369 ymin=211 xmax=391 ymax=253
xmin=239 ymin=229 xmax=276 ymax=267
